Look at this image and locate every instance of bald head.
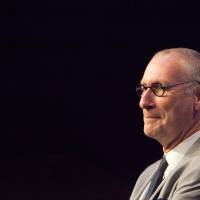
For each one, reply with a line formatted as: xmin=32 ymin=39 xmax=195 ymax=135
xmin=152 ymin=48 xmax=200 ymax=82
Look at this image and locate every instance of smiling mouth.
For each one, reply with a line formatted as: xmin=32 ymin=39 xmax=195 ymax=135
xmin=144 ymin=116 xmax=160 ymax=119
xmin=144 ymin=117 xmax=160 ymax=123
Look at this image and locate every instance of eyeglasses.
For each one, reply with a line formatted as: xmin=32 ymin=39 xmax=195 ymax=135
xmin=136 ymin=80 xmax=200 ymax=97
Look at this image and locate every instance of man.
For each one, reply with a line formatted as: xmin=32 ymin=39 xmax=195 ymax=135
xmin=130 ymin=48 xmax=200 ymax=200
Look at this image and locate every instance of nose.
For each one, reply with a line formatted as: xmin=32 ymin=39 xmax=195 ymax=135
xmin=139 ymin=88 xmax=156 ymax=110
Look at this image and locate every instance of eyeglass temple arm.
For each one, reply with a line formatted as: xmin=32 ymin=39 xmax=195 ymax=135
xmin=165 ymin=80 xmax=200 ymax=89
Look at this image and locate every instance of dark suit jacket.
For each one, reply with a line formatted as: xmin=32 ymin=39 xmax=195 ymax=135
xmin=130 ymin=138 xmax=200 ymax=200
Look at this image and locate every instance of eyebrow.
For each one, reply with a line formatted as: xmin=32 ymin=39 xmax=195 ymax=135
xmin=140 ymin=80 xmax=168 ymax=85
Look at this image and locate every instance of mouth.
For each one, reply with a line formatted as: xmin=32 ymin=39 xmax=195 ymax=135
xmin=144 ymin=116 xmax=160 ymax=119
xmin=144 ymin=117 xmax=160 ymax=123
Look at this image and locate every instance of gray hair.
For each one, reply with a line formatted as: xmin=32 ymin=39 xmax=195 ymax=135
xmin=154 ymin=48 xmax=200 ymax=82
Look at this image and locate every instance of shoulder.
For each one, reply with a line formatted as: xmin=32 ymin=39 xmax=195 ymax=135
xmin=130 ymin=159 xmax=161 ymax=199
xmin=178 ymin=153 xmax=200 ymax=181
xmin=139 ymin=160 xmax=160 ymax=178
xmin=134 ymin=159 xmax=161 ymax=190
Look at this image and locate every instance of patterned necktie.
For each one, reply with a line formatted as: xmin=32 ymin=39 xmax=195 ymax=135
xmin=145 ymin=156 xmax=168 ymax=199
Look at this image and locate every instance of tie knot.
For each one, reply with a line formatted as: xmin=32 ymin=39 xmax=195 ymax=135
xmin=159 ymin=156 xmax=168 ymax=171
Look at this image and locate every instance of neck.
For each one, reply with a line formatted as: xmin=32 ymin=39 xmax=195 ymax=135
xmin=162 ymin=123 xmax=200 ymax=153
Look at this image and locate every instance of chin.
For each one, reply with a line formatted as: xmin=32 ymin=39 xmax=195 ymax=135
xmin=144 ymin=128 xmax=160 ymax=139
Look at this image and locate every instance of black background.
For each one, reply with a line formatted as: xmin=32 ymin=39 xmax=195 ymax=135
xmin=1 ymin=1 xmax=200 ymax=199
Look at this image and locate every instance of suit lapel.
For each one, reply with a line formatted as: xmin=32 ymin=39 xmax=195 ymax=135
xmin=133 ymin=180 xmax=151 ymax=200
xmin=133 ymin=163 xmax=161 ymax=200
xmin=149 ymin=178 xmax=166 ymax=200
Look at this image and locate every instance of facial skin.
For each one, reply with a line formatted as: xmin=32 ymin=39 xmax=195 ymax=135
xmin=139 ymin=52 xmax=200 ymax=152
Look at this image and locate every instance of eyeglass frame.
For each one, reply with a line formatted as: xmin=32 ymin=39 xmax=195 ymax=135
xmin=136 ymin=80 xmax=200 ymax=97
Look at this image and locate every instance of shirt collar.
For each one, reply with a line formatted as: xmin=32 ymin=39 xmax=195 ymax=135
xmin=165 ymin=130 xmax=200 ymax=172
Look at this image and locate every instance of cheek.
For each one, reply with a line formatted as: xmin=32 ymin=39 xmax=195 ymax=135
xmin=163 ymin=102 xmax=194 ymax=124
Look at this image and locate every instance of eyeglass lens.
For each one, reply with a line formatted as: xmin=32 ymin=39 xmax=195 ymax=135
xmin=136 ymin=83 xmax=165 ymax=97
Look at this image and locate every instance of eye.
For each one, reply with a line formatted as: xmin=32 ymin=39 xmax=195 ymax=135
xmin=151 ymin=83 xmax=164 ymax=96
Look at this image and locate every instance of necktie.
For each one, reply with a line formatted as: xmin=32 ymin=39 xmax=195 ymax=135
xmin=145 ymin=156 xmax=168 ymax=199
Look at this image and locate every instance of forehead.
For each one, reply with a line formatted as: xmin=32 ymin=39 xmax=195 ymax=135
xmin=141 ymin=53 xmax=188 ymax=84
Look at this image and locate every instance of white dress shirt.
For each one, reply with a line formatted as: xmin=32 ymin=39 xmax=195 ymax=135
xmin=164 ymin=130 xmax=200 ymax=178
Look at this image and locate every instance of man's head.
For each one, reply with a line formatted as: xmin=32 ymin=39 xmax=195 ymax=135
xmin=137 ymin=48 xmax=200 ymax=152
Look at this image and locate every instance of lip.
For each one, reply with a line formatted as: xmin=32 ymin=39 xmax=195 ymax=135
xmin=144 ymin=116 xmax=160 ymax=119
xmin=144 ymin=117 xmax=160 ymax=123
xmin=144 ymin=117 xmax=159 ymax=120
